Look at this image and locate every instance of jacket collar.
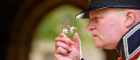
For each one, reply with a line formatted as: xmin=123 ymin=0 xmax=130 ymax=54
xmin=116 ymin=22 xmax=140 ymax=60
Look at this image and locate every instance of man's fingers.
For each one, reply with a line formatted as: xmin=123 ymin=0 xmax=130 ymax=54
xmin=73 ymin=33 xmax=81 ymax=50
xmin=55 ymin=37 xmax=70 ymax=42
xmin=55 ymin=37 xmax=72 ymax=45
xmin=55 ymin=41 xmax=72 ymax=52
xmin=55 ymin=47 xmax=68 ymax=56
xmin=59 ymin=33 xmax=66 ymax=37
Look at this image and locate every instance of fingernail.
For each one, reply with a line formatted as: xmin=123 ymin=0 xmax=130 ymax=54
xmin=64 ymin=35 xmax=66 ymax=37
xmin=69 ymin=48 xmax=72 ymax=51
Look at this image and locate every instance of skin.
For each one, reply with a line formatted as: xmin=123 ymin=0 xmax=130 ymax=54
xmin=87 ymin=8 xmax=127 ymax=49
xmin=54 ymin=8 xmax=140 ymax=60
xmin=55 ymin=33 xmax=81 ymax=60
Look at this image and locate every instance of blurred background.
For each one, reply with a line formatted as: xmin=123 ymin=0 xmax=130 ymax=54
xmin=0 ymin=0 xmax=119 ymax=60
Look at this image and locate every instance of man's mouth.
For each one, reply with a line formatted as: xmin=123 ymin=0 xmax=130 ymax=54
xmin=92 ymin=35 xmax=98 ymax=40
xmin=92 ymin=35 xmax=98 ymax=37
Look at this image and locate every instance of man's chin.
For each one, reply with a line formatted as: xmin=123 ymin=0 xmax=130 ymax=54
xmin=96 ymin=47 xmax=115 ymax=50
xmin=94 ymin=45 xmax=104 ymax=49
xmin=95 ymin=44 xmax=116 ymax=49
xmin=104 ymin=47 xmax=116 ymax=50
xmin=95 ymin=46 xmax=114 ymax=50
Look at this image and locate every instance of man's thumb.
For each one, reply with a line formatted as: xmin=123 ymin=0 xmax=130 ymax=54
xmin=73 ymin=33 xmax=81 ymax=49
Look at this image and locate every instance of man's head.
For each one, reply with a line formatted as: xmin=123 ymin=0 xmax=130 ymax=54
xmin=86 ymin=8 xmax=140 ymax=49
xmin=75 ymin=0 xmax=140 ymax=49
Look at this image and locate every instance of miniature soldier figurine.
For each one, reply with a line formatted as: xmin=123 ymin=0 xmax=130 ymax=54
xmin=63 ymin=19 xmax=77 ymax=35
xmin=65 ymin=20 xmax=71 ymax=31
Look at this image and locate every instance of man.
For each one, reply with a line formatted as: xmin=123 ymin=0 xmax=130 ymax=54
xmin=55 ymin=0 xmax=140 ymax=60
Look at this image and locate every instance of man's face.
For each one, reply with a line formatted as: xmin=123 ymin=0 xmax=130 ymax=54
xmin=86 ymin=8 xmax=126 ymax=49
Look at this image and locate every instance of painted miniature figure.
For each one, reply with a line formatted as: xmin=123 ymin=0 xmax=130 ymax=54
xmin=65 ymin=20 xmax=71 ymax=31
xmin=63 ymin=19 xmax=77 ymax=35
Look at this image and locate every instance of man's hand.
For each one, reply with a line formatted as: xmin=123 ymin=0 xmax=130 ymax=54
xmin=54 ymin=33 xmax=81 ymax=60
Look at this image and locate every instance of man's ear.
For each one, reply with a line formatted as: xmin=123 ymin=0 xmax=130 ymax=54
xmin=124 ymin=11 xmax=135 ymax=28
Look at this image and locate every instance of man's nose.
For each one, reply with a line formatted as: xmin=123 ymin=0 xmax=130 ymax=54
xmin=86 ymin=23 xmax=96 ymax=31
